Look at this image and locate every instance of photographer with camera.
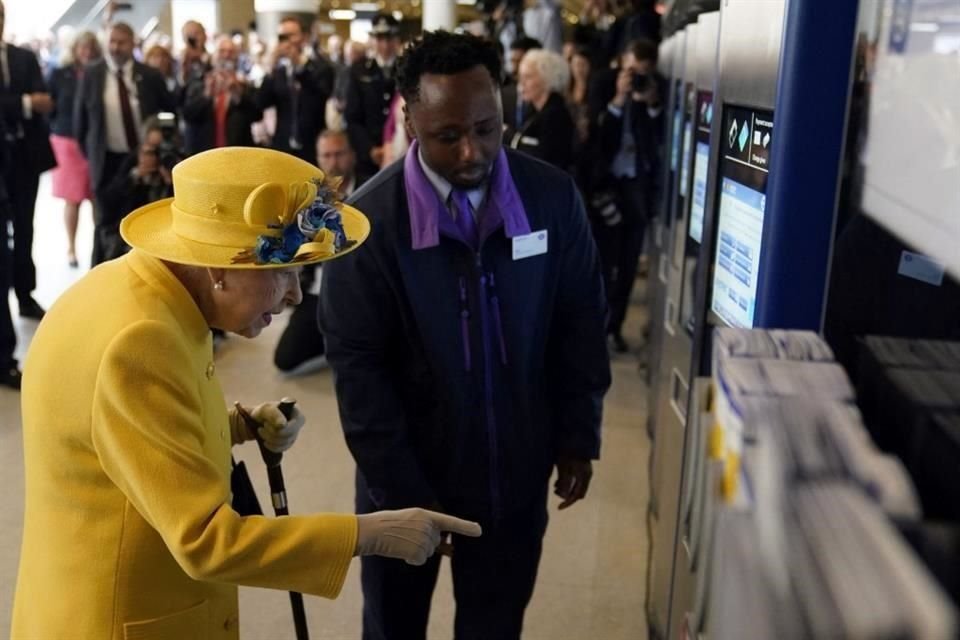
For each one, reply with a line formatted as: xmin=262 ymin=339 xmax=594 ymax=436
xmin=182 ymin=35 xmax=263 ymax=155
xmin=591 ymin=38 xmax=665 ymax=353
xmin=98 ymin=115 xmax=181 ymax=258
xmin=180 ymin=20 xmax=211 ymax=87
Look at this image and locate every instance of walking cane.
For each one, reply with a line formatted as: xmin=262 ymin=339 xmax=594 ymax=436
xmin=236 ymin=397 xmax=310 ymax=640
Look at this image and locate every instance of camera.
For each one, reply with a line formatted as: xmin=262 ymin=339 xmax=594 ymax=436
xmin=154 ymin=112 xmax=185 ymax=171
xmin=631 ymin=73 xmax=651 ymax=93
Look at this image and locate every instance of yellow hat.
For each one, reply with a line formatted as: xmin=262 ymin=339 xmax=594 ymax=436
xmin=120 ymin=147 xmax=370 ymax=269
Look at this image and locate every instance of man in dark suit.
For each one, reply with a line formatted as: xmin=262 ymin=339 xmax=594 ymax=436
xmin=592 ymin=38 xmax=666 ymax=352
xmin=344 ymin=14 xmax=402 ymax=177
xmin=0 ymin=114 xmax=20 ymax=388
xmin=274 ymin=129 xmax=370 ymax=374
xmin=257 ymin=16 xmax=334 ymax=165
xmin=0 ymin=0 xmax=56 ymax=319
xmin=182 ymin=35 xmax=262 ymax=155
xmin=74 ymin=21 xmax=175 ymax=265
xmin=319 ymin=32 xmax=610 ymax=640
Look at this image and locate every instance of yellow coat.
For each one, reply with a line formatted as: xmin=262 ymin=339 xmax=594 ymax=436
xmin=12 ymin=250 xmax=358 ymax=640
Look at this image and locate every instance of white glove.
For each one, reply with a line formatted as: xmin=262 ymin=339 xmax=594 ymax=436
xmin=228 ymin=401 xmax=305 ymax=452
xmin=355 ymin=508 xmax=483 ymax=566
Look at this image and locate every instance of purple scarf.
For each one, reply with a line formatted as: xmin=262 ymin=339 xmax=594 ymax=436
xmin=403 ymin=140 xmax=531 ymax=250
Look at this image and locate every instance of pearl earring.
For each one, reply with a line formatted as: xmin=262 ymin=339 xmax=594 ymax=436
xmin=214 ymin=280 xmax=224 ymax=291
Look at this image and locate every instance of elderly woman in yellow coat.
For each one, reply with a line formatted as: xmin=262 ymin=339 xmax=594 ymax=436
xmin=11 ymin=147 xmax=480 ymax=639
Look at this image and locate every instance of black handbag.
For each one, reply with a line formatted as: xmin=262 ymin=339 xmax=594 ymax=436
xmin=230 ymin=457 xmax=263 ymax=516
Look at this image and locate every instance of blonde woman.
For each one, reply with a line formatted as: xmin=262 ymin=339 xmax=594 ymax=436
xmin=47 ymin=30 xmax=101 ymax=267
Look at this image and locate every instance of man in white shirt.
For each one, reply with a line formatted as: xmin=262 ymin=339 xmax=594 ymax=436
xmin=74 ymin=22 xmax=174 ymax=264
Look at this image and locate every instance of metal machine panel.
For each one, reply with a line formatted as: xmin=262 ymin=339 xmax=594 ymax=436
xmin=647 ymin=19 xmax=702 ymax=640
xmin=651 ymin=21 xmax=698 ymax=519
xmin=687 ymin=0 xmax=785 ymax=384
xmin=647 ymin=11 xmax=722 ymax=640
xmin=674 ymin=6 xmax=787 ymax=639
xmin=646 ymin=28 xmax=688 ymax=424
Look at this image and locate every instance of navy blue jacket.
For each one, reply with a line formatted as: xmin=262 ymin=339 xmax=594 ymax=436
xmin=319 ymin=149 xmax=611 ymax=519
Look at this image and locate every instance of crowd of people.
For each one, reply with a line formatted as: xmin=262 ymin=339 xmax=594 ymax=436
xmin=5 ymin=1 xmax=668 ymax=638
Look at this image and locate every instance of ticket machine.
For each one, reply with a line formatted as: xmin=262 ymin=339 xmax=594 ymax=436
xmin=646 ymin=9 xmax=719 ymax=639
xmin=662 ymin=0 xmax=860 ymax=638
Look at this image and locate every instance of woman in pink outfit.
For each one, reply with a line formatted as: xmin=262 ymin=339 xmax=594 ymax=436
xmin=47 ymin=31 xmax=100 ymax=268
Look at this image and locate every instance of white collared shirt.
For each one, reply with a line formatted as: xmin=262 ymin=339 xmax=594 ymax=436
xmin=342 ymin=175 xmax=357 ymax=198
xmin=417 ymin=148 xmax=487 ymax=222
xmin=103 ymin=57 xmax=142 ymax=153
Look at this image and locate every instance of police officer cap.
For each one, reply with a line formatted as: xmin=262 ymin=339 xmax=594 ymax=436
xmin=370 ymin=13 xmax=400 ymax=37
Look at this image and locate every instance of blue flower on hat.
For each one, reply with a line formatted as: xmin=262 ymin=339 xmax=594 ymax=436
xmin=299 ymin=200 xmax=350 ymax=251
xmin=243 ymin=178 xmax=352 ymax=265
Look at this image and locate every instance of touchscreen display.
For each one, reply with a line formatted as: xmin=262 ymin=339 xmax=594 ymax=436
xmin=709 ymin=106 xmax=774 ymax=328
xmin=678 ymin=91 xmax=714 ymax=335
xmin=688 ymin=93 xmax=714 ymax=244
xmin=670 ymin=81 xmax=683 ymax=173
xmin=679 ymin=120 xmax=694 ymax=198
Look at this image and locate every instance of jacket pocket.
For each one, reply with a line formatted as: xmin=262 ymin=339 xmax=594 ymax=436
xmin=123 ymin=600 xmax=209 ymax=640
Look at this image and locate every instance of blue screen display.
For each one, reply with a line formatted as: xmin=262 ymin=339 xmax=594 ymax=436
xmin=709 ymin=105 xmax=775 ymax=328
xmin=688 ymin=142 xmax=709 ymax=243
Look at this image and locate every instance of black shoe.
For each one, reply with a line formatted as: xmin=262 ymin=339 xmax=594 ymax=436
xmin=0 ymin=363 xmax=22 ymax=390
xmin=610 ymin=333 xmax=629 ymax=354
xmin=18 ymin=297 xmax=46 ymax=320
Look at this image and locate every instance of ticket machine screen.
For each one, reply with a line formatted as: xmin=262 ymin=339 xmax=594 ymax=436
xmin=709 ymin=106 xmax=775 ymax=328
xmin=679 ymin=91 xmax=714 ymax=334
xmin=670 ymin=81 xmax=683 ymax=173
xmin=688 ymin=91 xmax=714 ymax=244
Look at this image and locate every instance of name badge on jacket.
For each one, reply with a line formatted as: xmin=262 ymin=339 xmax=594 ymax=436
xmin=897 ymin=251 xmax=945 ymax=286
xmin=513 ymin=230 xmax=548 ymax=261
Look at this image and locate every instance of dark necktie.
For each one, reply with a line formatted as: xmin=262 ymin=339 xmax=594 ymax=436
xmin=450 ymin=189 xmax=479 ymax=249
xmin=288 ymin=66 xmax=302 ymax=149
xmin=116 ymin=69 xmax=139 ymax=151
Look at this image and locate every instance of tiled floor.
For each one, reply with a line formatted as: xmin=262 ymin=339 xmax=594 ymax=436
xmin=0 ymin=175 xmax=651 ymax=639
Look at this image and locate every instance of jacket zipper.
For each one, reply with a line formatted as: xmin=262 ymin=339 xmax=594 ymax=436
xmin=487 ymin=272 xmax=509 ymax=366
xmin=458 ymin=277 xmax=472 ymax=372
xmin=476 ymin=252 xmax=502 ymax=522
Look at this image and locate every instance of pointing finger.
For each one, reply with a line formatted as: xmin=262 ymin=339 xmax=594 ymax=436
xmin=425 ymin=512 xmax=482 ymax=538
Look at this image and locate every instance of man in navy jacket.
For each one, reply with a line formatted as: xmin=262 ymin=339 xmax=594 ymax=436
xmin=319 ymin=31 xmax=611 ymax=640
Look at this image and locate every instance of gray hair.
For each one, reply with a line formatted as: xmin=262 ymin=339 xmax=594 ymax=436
xmin=60 ymin=30 xmax=102 ymax=67
xmin=520 ymin=48 xmax=570 ymax=95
